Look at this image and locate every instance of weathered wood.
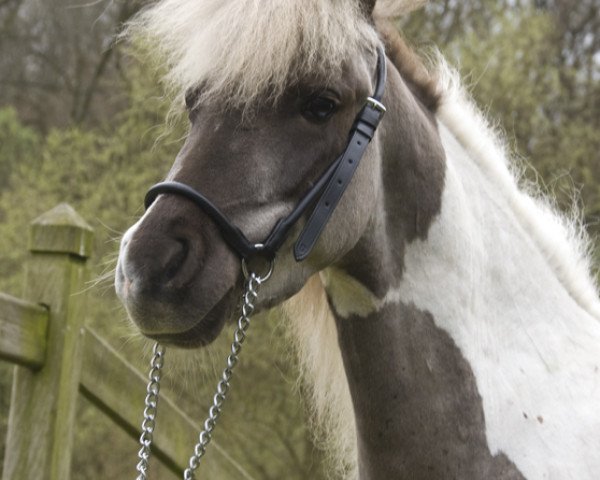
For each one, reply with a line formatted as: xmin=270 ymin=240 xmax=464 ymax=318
xmin=2 ymin=204 xmax=93 ymax=480
xmin=1 ymin=204 xmax=251 ymax=479
xmin=0 ymin=292 xmax=48 ymax=369
xmin=28 ymin=203 xmax=93 ymax=259
xmin=80 ymin=327 xmax=254 ymax=479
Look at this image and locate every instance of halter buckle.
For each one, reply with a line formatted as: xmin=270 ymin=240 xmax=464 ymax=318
xmin=366 ymin=96 xmax=387 ymax=114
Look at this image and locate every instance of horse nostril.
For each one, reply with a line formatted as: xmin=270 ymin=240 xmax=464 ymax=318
xmin=123 ymin=221 xmax=201 ymax=295
xmin=162 ymin=238 xmax=190 ymax=282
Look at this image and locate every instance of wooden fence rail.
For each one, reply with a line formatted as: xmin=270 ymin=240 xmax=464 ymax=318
xmin=0 ymin=204 xmax=250 ymax=480
xmin=0 ymin=293 xmax=48 ymax=369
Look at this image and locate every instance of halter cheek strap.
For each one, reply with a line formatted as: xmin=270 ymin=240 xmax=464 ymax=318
xmin=293 ymin=96 xmax=385 ymax=260
xmin=144 ymin=46 xmax=387 ymax=262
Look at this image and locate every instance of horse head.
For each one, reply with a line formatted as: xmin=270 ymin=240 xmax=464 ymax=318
xmin=115 ymin=0 xmax=432 ymax=349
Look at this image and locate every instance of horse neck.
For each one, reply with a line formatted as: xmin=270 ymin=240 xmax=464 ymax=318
xmin=313 ymin=67 xmax=524 ymax=477
xmin=290 ymin=67 xmax=600 ymax=478
xmin=386 ymin=103 xmax=600 ymax=478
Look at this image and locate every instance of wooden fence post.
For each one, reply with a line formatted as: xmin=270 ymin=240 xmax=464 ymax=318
xmin=2 ymin=204 xmax=93 ymax=480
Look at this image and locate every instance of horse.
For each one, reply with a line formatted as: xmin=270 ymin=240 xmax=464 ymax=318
xmin=115 ymin=0 xmax=600 ymax=478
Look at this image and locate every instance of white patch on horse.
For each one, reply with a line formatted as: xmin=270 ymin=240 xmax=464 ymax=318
xmin=435 ymin=61 xmax=600 ymax=321
xmin=390 ymin=102 xmax=600 ymax=477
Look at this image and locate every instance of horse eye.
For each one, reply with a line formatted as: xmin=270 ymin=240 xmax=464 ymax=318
xmin=303 ymin=96 xmax=338 ymax=122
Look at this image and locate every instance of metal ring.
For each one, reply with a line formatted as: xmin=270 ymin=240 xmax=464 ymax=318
xmin=241 ymin=258 xmax=274 ymax=282
xmin=241 ymin=244 xmax=274 ymax=282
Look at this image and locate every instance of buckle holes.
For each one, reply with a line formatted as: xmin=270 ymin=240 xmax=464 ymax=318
xmin=325 ymin=201 xmax=330 ymax=207
xmin=348 ymin=159 xmax=353 ymax=164
xmin=337 ymin=179 xmax=343 ymax=185
xmin=357 ymin=141 xmax=362 ymax=146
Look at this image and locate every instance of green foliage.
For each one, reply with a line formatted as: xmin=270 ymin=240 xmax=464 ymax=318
xmin=450 ymin=9 xmax=599 ymax=222
xmin=0 ymin=68 xmax=182 ymax=298
xmin=0 ymin=60 xmax=188 ymax=478
xmin=404 ymin=3 xmax=600 ymax=273
xmin=0 ymin=108 xmax=41 ymax=192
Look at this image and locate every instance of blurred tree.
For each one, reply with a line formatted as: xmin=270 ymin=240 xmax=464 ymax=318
xmin=404 ymin=0 xmax=600 ymax=266
xmin=0 ymin=0 xmax=146 ymax=131
xmin=0 ymin=107 xmax=40 ymax=192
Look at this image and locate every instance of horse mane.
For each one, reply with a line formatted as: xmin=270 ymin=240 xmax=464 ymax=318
xmin=125 ymin=0 xmax=379 ymax=111
xmin=375 ymin=17 xmax=442 ymax=111
xmin=125 ymin=0 xmax=439 ymax=112
xmin=435 ymin=60 xmax=600 ymax=320
xmin=281 ymin=274 xmax=358 ymax=479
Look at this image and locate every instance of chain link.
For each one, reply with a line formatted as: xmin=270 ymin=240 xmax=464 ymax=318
xmin=136 ymin=342 xmax=166 ymax=480
xmin=134 ymin=259 xmax=272 ymax=480
xmin=183 ymin=271 xmax=263 ymax=479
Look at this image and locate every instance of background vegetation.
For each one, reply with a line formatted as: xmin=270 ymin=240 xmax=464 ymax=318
xmin=0 ymin=0 xmax=598 ymax=478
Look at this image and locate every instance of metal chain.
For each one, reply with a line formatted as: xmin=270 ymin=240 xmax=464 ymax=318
xmin=183 ymin=269 xmax=265 ymax=479
xmin=134 ymin=258 xmax=273 ymax=480
xmin=136 ymin=342 xmax=166 ymax=480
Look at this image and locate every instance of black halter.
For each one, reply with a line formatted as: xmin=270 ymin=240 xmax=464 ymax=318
xmin=145 ymin=46 xmax=387 ymax=262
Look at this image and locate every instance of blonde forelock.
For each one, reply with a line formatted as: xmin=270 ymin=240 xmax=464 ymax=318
xmin=126 ymin=0 xmax=384 ymax=111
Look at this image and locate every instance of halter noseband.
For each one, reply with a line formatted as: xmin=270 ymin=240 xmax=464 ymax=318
xmin=144 ymin=46 xmax=387 ymax=262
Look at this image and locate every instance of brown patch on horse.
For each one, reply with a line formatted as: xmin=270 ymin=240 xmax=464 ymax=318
xmin=375 ymin=18 xmax=441 ymax=112
xmin=334 ymin=301 xmax=526 ymax=479
xmin=337 ymin=53 xmax=446 ymax=297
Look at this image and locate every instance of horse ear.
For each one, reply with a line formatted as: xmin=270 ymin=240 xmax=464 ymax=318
xmin=360 ymin=0 xmax=377 ymax=16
